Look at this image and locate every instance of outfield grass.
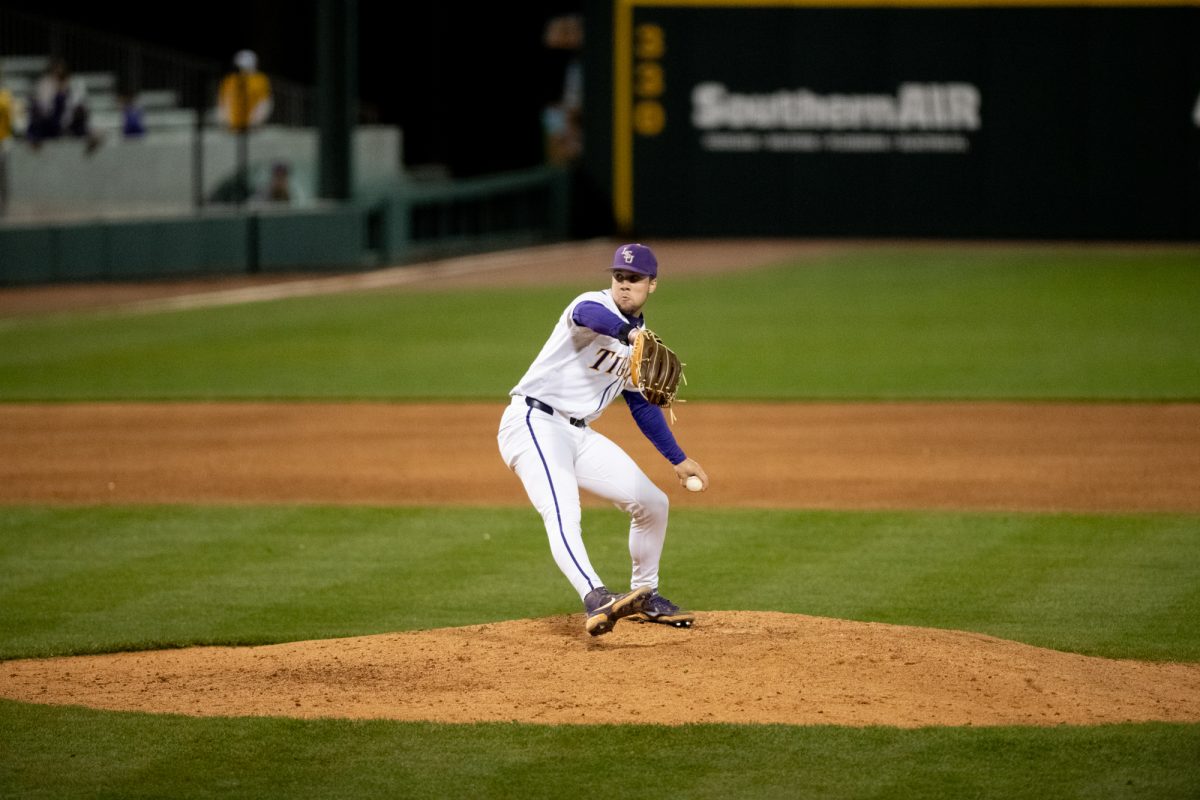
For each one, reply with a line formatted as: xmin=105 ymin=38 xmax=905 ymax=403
xmin=0 ymin=247 xmax=1197 ymax=400
xmin=2 ymin=506 xmax=1197 ymax=661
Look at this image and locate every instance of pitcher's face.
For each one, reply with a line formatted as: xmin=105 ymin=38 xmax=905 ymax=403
xmin=611 ymin=270 xmax=656 ymax=316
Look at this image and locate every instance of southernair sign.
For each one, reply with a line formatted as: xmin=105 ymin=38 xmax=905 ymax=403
xmin=693 ymin=81 xmax=980 ymax=153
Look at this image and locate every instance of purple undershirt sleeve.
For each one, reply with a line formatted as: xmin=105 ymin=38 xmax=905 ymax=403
xmin=572 ymin=301 xmax=636 ymax=343
xmin=623 ymin=390 xmax=687 ymax=465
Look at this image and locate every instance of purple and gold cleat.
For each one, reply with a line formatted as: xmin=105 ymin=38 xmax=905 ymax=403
xmin=584 ymin=585 xmax=653 ymax=636
xmin=627 ymin=590 xmax=695 ymax=628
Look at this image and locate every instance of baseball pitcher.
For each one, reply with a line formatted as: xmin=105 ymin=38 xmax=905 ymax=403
xmin=497 ymin=243 xmax=707 ymax=636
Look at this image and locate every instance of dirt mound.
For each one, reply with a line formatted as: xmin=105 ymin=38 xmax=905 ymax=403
xmin=3 ymin=612 xmax=1197 ymax=727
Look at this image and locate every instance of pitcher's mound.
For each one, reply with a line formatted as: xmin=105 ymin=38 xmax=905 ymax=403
xmin=3 ymin=611 xmax=1198 ymax=727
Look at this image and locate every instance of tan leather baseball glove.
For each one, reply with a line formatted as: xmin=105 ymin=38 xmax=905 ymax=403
xmin=630 ymin=328 xmax=686 ymax=421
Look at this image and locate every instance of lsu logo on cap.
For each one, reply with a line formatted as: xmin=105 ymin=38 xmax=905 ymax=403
xmin=612 ymin=243 xmax=658 ymax=276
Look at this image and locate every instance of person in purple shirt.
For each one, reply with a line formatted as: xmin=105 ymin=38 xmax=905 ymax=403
xmin=497 ymin=243 xmax=708 ymax=636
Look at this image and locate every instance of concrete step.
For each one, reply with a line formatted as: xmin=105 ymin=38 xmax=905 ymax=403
xmin=75 ymin=72 xmax=115 ymax=91
xmin=0 ymin=69 xmax=117 ymax=95
xmin=91 ymin=107 xmax=197 ymax=132
xmin=89 ymin=89 xmax=181 ymax=112
xmin=1 ymin=75 xmax=33 ymax=94
xmin=0 ymin=55 xmax=50 ymax=75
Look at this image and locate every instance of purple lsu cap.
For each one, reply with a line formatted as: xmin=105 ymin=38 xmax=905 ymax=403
xmin=611 ymin=243 xmax=658 ymax=278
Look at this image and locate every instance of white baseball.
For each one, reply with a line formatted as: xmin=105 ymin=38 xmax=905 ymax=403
xmin=685 ymin=475 xmax=703 ymax=492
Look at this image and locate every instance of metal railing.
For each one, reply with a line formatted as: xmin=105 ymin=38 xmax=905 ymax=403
xmin=371 ymin=166 xmax=572 ymax=263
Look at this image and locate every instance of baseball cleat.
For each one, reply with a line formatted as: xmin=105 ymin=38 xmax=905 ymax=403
xmin=627 ymin=590 xmax=695 ymax=628
xmin=584 ymin=585 xmax=653 ymax=636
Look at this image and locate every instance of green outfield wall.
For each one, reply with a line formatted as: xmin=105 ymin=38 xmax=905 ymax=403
xmin=0 ymin=210 xmax=365 ymax=284
xmin=584 ymin=0 xmax=1200 ymax=239
xmin=0 ymin=166 xmax=570 ymax=285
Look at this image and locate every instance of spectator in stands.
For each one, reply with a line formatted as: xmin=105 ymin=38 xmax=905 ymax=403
xmin=541 ymin=14 xmax=584 ymax=166
xmin=118 ymin=90 xmax=147 ymax=138
xmin=0 ymin=67 xmax=14 ymax=216
xmin=218 ymin=49 xmax=273 ymax=131
xmin=0 ymin=70 xmax=14 ymax=144
xmin=260 ymin=160 xmax=292 ymax=203
xmin=218 ymin=49 xmax=273 ymax=205
xmin=26 ymin=58 xmax=102 ymax=155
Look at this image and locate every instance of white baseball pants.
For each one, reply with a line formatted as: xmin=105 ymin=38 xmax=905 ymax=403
xmin=497 ymin=395 xmax=669 ymax=600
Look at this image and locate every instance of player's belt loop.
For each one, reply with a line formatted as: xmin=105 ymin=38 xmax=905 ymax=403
xmin=525 ymin=396 xmax=586 ymax=428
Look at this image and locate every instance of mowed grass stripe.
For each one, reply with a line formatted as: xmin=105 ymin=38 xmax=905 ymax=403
xmin=0 ymin=247 xmax=1197 ymax=400
xmin=1 ymin=506 xmax=1197 ymax=661
xmin=2 ymin=701 xmax=1198 ymax=800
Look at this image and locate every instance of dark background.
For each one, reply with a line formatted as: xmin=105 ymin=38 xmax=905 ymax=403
xmin=603 ymin=4 xmax=1200 ymax=239
xmin=4 ymin=0 xmax=585 ymax=177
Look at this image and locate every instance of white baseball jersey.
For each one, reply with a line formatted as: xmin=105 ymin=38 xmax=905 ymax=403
xmin=498 ymin=287 xmax=678 ymax=601
xmin=509 ymin=290 xmax=637 ymax=424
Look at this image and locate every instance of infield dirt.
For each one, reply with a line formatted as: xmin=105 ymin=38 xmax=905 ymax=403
xmin=2 ymin=401 xmax=1199 ymax=512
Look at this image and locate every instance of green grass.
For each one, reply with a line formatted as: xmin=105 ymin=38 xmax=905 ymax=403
xmin=2 ymin=506 xmax=1197 ymax=662
xmin=3 ymin=702 xmax=1198 ymax=799
xmin=1 ymin=246 xmax=1197 ymax=400
xmin=2 ymin=492 xmax=1198 ymax=800
xmin=667 ymin=248 xmax=1200 ymax=400
xmin=3 ymin=244 xmax=1199 ymax=797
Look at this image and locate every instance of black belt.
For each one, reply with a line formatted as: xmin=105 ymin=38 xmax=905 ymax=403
xmin=525 ymin=396 xmax=586 ymax=428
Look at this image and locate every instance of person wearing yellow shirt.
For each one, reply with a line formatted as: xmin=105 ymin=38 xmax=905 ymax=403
xmin=0 ymin=71 xmax=13 ymax=216
xmin=0 ymin=85 xmax=14 ymax=143
xmin=218 ymin=50 xmax=273 ymax=131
